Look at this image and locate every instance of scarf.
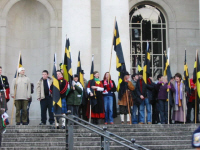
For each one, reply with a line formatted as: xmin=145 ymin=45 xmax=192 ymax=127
xmin=175 ymin=81 xmax=182 ymax=106
xmin=139 ymin=79 xmax=143 ymax=95
xmin=103 ymin=80 xmax=113 ymax=92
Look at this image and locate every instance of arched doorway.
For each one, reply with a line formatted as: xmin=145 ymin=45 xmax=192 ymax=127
xmin=130 ymin=4 xmax=167 ymax=79
xmin=6 ymin=0 xmax=51 ymax=123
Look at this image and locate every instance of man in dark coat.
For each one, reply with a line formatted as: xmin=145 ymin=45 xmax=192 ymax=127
xmin=136 ymin=70 xmax=154 ymax=124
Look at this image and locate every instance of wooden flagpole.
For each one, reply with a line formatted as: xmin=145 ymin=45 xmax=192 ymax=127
xmin=166 ymin=50 xmax=170 ymax=125
xmin=126 ymin=91 xmax=132 ymax=125
xmin=108 ymin=17 xmax=116 ymax=83
xmin=11 ymin=52 xmax=21 ymax=125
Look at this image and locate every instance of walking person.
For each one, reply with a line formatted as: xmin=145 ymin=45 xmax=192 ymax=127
xmin=102 ymin=72 xmax=116 ymax=125
xmin=172 ymin=73 xmax=187 ymax=123
xmin=11 ymin=67 xmax=31 ymax=125
xmin=156 ymin=76 xmax=175 ymax=124
xmin=67 ymin=74 xmax=83 ymax=117
xmin=37 ymin=70 xmax=54 ymax=125
xmin=118 ymin=72 xmax=135 ymax=124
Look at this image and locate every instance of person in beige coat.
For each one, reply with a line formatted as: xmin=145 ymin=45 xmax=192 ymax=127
xmin=171 ymin=73 xmax=187 ymax=123
xmin=11 ymin=67 xmax=31 ymax=125
xmin=37 ymin=70 xmax=54 ymax=125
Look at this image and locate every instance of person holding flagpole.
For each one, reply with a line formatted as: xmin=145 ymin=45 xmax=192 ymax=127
xmin=172 ymin=73 xmax=187 ymax=123
xmin=11 ymin=67 xmax=31 ymax=125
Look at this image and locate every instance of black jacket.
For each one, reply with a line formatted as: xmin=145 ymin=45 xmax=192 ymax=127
xmin=136 ymin=78 xmax=154 ymax=102
xmin=0 ymin=75 xmax=9 ymax=90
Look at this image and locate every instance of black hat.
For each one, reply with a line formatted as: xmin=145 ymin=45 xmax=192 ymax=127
xmin=74 ymin=74 xmax=79 ymax=78
xmin=192 ymin=126 xmax=200 ymax=148
xmin=81 ymin=70 xmax=85 ymax=74
xmin=139 ymin=70 xmax=143 ymax=75
xmin=124 ymin=71 xmax=130 ymax=76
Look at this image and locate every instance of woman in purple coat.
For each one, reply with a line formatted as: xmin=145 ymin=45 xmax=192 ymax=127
xmin=156 ymin=76 xmax=175 ymax=124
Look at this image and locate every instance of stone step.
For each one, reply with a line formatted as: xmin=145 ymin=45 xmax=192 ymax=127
xmin=2 ymin=133 xmax=65 ymax=137
xmin=2 ymin=137 xmax=65 ymax=142
xmin=73 ymin=135 xmax=191 ymax=141
xmin=74 ymin=131 xmax=192 ymax=137
xmin=0 ymin=147 xmax=65 ymax=150
xmin=73 ymin=145 xmax=193 ymax=150
xmin=73 ymin=140 xmax=191 ymax=146
xmin=1 ymin=142 xmax=65 ymax=147
xmin=3 ymin=129 xmax=65 ymax=133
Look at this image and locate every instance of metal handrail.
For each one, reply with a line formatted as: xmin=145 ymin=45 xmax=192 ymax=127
xmin=72 ymin=115 xmax=148 ymax=150
xmin=55 ymin=114 xmax=149 ymax=150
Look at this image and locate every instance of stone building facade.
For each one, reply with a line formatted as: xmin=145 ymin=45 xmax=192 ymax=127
xmin=0 ymin=0 xmax=199 ymax=123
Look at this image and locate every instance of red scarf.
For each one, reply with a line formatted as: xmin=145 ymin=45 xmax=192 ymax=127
xmin=140 ymin=79 xmax=143 ymax=94
xmin=58 ymin=77 xmax=63 ymax=80
xmin=104 ymin=80 xmax=113 ymax=92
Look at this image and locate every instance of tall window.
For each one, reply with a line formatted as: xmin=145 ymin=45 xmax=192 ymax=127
xmin=129 ymin=4 xmax=167 ymax=79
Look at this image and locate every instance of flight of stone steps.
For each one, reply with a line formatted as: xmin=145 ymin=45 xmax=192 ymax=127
xmin=0 ymin=124 xmax=198 ymax=150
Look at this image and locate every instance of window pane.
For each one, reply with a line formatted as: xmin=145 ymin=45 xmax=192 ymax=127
xmin=153 ymin=55 xmax=162 ymax=67
xmin=153 ymin=29 xmax=162 ymax=41
xmin=142 ymin=20 xmax=151 ymax=41
xmin=131 ymin=42 xmax=141 ymax=54
xmin=131 ymin=29 xmax=141 ymax=41
xmin=153 ymin=42 xmax=162 ymax=54
xmin=163 ymin=29 xmax=167 ymax=52
xmin=153 ymin=69 xmax=163 ymax=79
xmin=142 ymin=42 xmax=152 ymax=54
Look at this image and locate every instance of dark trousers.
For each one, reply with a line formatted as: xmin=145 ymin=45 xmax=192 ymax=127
xmin=78 ymin=104 xmax=88 ymax=121
xmin=20 ymin=101 xmax=31 ymax=124
xmin=67 ymin=105 xmax=79 ymax=117
xmin=186 ymin=101 xmax=199 ymax=123
xmin=15 ymin=100 xmax=28 ymax=123
xmin=158 ymin=100 xmax=168 ymax=124
xmin=152 ymin=102 xmax=160 ymax=124
xmin=40 ymin=96 xmax=54 ymax=124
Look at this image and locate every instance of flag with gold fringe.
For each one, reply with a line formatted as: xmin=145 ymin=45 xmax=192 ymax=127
xmin=52 ymin=54 xmax=62 ymax=114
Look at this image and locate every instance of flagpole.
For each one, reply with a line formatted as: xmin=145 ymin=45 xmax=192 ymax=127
xmin=126 ymin=91 xmax=132 ymax=125
xmin=108 ymin=17 xmax=116 ymax=83
xmin=11 ymin=52 xmax=21 ymax=125
xmin=166 ymin=50 xmax=170 ymax=125
xmin=89 ymin=54 xmax=94 ymax=123
xmin=195 ymin=50 xmax=198 ymax=124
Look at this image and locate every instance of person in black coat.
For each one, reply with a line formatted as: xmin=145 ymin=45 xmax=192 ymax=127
xmin=136 ymin=71 xmax=154 ymax=124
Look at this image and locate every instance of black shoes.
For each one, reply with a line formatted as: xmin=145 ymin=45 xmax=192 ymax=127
xmin=39 ymin=122 xmax=46 ymax=125
xmin=23 ymin=122 xmax=28 ymax=125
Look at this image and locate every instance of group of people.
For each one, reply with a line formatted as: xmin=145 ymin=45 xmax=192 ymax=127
xmin=0 ymin=65 xmax=198 ymax=130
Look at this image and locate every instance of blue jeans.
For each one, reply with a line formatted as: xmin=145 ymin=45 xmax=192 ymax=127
xmin=132 ymin=104 xmax=139 ymax=124
xmin=139 ymin=98 xmax=151 ymax=123
xmin=103 ymin=95 xmax=113 ymax=123
xmin=158 ymin=100 xmax=168 ymax=124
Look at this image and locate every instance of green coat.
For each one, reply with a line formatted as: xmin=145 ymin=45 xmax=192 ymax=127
xmin=67 ymin=83 xmax=83 ymax=105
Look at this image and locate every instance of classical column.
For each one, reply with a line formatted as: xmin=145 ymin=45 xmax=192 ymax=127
xmin=101 ymin=0 xmax=130 ymax=82
xmin=62 ymin=0 xmax=92 ymax=78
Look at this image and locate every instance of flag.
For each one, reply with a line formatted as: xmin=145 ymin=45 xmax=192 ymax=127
xmin=113 ymin=21 xmax=126 ymax=92
xmin=193 ymin=51 xmax=200 ymax=99
xmin=14 ymin=53 xmax=23 ymax=78
xmin=143 ymin=42 xmax=150 ymax=84
xmin=63 ymin=38 xmax=73 ymax=94
xmin=52 ymin=54 xmax=62 ymax=114
xmin=136 ymin=56 xmax=142 ymax=73
xmin=77 ymin=51 xmax=84 ymax=86
xmin=163 ymin=49 xmax=172 ymax=82
xmin=90 ymin=55 xmax=94 ymax=80
xmin=183 ymin=50 xmax=191 ymax=94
